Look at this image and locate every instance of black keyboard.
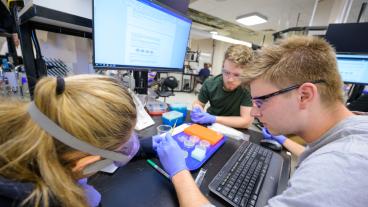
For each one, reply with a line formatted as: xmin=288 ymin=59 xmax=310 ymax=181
xmin=209 ymin=141 xmax=283 ymax=207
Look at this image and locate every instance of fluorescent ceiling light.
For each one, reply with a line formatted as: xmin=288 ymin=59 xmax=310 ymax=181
xmin=209 ymin=31 xmax=218 ymax=35
xmin=236 ymin=13 xmax=267 ymax=26
xmin=211 ymin=34 xmax=252 ymax=47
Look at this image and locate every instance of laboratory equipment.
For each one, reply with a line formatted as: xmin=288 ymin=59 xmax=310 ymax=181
xmin=177 ymin=134 xmax=188 ymax=143
xmin=157 ymin=125 xmax=172 ymax=135
xmin=209 ymin=123 xmax=250 ymax=141
xmin=183 ymin=138 xmax=195 ymax=149
xmin=199 ymin=140 xmax=211 ymax=149
xmin=169 ymin=103 xmax=188 ymax=119
xmin=162 ymin=110 xmax=184 ymax=127
xmin=184 ymin=124 xmax=223 ymax=145
xmin=146 ymin=101 xmax=168 ymax=116
xmin=191 ymin=146 xmax=206 ymax=162
xmin=189 ymin=135 xmax=200 ymax=144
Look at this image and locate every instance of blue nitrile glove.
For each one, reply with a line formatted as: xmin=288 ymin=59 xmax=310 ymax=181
xmin=191 ymin=107 xmax=216 ymax=124
xmin=190 ymin=106 xmax=203 ymax=119
xmin=156 ymin=133 xmax=187 ymax=178
xmin=78 ymin=178 xmax=101 ymax=207
xmin=262 ymin=128 xmax=287 ymax=145
xmin=192 ymin=111 xmax=216 ymax=124
xmin=152 ymin=134 xmax=164 ymax=151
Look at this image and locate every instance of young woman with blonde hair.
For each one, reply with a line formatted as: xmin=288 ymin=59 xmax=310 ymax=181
xmin=0 ymin=75 xmax=141 ymax=206
xmin=0 ymin=74 xmax=212 ymax=207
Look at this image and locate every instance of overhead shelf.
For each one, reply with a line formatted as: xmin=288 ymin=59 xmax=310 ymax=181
xmin=19 ymin=1 xmax=92 ymax=37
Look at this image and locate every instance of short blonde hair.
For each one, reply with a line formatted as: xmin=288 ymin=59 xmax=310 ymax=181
xmin=242 ymin=35 xmax=344 ymax=105
xmin=224 ymin=44 xmax=254 ymax=69
xmin=0 ymin=75 xmax=136 ymax=207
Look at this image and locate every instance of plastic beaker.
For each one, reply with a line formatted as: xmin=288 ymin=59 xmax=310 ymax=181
xmin=157 ymin=125 xmax=172 ymax=135
xmin=199 ymin=140 xmax=211 ymax=149
xmin=189 ymin=135 xmax=200 ymax=144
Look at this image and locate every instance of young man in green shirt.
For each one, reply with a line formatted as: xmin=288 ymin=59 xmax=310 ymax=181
xmin=191 ymin=44 xmax=254 ymax=128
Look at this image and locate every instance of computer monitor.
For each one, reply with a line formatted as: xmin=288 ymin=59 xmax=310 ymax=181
xmin=336 ymin=53 xmax=368 ymax=85
xmin=156 ymin=0 xmax=189 ymax=15
xmin=93 ymin=0 xmax=192 ymax=72
xmin=325 ymin=23 xmax=368 ymax=53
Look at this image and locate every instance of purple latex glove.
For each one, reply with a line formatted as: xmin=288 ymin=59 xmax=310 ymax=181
xmin=78 ymin=178 xmax=101 ymax=207
xmin=152 ymin=134 xmax=164 ymax=151
xmin=156 ymin=133 xmax=187 ymax=178
xmin=190 ymin=106 xmax=203 ymax=120
xmin=262 ymin=128 xmax=287 ymax=145
xmin=191 ymin=107 xmax=216 ymax=124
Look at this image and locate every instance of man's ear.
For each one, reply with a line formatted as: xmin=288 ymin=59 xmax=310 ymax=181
xmin=72 ymin=155 xmax=101 ymax=173
xmin=297 ymin=83 xmax=318 ymax=109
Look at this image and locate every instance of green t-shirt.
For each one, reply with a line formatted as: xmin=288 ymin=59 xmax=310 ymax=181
xmin=198 ymin=75 xmax=252 ymax=116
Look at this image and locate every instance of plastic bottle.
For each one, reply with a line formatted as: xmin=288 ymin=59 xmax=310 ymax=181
xmin=21 ymin=73 xmax=29 ymax=99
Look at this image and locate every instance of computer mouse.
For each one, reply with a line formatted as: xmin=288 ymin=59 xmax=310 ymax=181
xmin=260 ymin=139 xmax=282 ymax=151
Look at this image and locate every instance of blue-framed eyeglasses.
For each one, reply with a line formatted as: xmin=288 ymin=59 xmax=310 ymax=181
xmin=252 ymin=80 xmax=326 ymax=108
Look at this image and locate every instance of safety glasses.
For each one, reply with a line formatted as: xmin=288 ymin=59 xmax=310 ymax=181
xmin=252 ymin=80 xmax=326 ymax=108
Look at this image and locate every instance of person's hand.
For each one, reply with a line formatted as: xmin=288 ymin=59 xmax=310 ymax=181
xmin=152 ymin=134 xmax=164 ymax=151
xmin=191 ymin=107 xmax=216 ymax=124
xmin=262 ymin=128 xmax=287 ymax=145
xmin=78 ymin=178 xmax=101 ymax=207
xmin=191 ymin=106 xmax=203 ymax=114
xmin=191 ymin=111 xmax=216 ymax=124
xmin=190 ymin=106 xmax=203 ymax=121
xmin=156 ymin=133 xmax=187 ymax=178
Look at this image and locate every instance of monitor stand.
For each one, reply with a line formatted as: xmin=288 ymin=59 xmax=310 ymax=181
xmin=133 ymin=71 xmax=148 ymax=94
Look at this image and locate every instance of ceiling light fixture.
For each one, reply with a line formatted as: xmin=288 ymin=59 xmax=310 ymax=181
xmin=236 ymin=13 xmax=268 ymax=26
xmin=209 ymin=31 xmax=218 ymax=35
xmin=211 ymin=34 xmax=252 ymax=47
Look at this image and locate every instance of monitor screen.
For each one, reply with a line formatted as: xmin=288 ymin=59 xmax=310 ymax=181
xmin=336 ymin=54 xmax=368 ymax=85
xmin=325 ymin=23 xmax=368 ymax=53
xmin=93 ymin=0 xmax=192 ymax=71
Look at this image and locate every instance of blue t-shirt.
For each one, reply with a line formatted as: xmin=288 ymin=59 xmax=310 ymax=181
xmin=199 ymin=68 xmax=210 ymax=80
